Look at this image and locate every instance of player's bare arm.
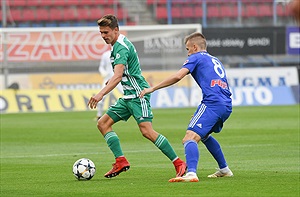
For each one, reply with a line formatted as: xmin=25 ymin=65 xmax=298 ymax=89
xmin=105 ymin=78 xmax=111 ymax=85
xmin=139 ymin=68 xmax=189 ymax=98
xmin=88 ymin=64 xmax=124 ymax=109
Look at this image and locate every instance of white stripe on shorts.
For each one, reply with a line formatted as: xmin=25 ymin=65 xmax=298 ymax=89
xmin=140 ymin=97 xmax=148 ymax=117
xmin=188 ymin=103 xmax=206 ymax=128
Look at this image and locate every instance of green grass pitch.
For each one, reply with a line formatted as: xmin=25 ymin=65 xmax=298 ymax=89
xmin=1 ymin=105 xmax=299 ymax=197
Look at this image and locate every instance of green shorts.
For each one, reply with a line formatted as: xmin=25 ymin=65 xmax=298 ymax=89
xmin=106 ymin=96 xmax=153 ymax=124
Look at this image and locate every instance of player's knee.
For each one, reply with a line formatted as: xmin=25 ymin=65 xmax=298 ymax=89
xmin=141 ymin=131 xmax=151 ymax=140
xmin=97 ymin=119 xmax=109 ymax=133
xmin=140 ymin=129 xmax=155 ymax=141
xmin=140 ymin=128 xmax=158 ymax=142
xmin=182 ymin=130 xmax=201 ymax=144
xmin=97 ymin=120 xmax=105 ymax=132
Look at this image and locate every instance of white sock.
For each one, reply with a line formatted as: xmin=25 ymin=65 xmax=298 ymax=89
xmin=186 ymin=172 xmax=197 ymax=176
xmin=220 ymin=166 xmax=230 ymax=173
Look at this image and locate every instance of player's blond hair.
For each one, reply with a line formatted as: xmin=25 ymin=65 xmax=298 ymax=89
xmin=97 ymin=14 xmax=119 ymax=30
xmin=184 ymin=32 xmax=207 ymax=50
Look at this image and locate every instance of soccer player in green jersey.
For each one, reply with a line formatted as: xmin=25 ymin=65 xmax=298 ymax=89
xmin=87 ymin=14 xmax=186 ymax=179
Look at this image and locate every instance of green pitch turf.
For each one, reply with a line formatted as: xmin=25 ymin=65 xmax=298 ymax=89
xmin=1 ymin=105 xmax=299 ymax=197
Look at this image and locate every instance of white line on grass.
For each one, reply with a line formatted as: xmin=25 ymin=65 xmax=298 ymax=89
xmin=0 ymin=144 xmax=275 ymax=159
xmin=0 ymin=149 xmax=160 ymax=159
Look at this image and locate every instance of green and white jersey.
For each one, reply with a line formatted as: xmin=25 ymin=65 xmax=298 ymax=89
xmin=111 ymin=34 xmax=150 ymax=99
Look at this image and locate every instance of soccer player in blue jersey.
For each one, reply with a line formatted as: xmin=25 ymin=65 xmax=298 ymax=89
xmin=87 ymin=14 xmax=186 ymax=179
xmin=140 ymin=32 xmax=233 ymax=182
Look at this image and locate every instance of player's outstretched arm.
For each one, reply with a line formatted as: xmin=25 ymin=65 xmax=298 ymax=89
xmin=139 ymin=68 xmax=189 ymax=98
xmin=88 ymin=64 xmax=124 ymax=109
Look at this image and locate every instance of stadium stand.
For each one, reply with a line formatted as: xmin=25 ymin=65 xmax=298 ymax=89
xmin=243 ymin=4 xmax=259 ymax=18
xmin=49 ymin=7 xmax=63 ymax=21
xmin=2 ymin=0 xmax=294 ymax=27
xmin=220 ymin=5 xmax=238 ymax=18
xmin=36 ymin=8 xmax=50 ymax=22
xmin=258 ymin=4 xmax=273 ymax=17
xmin=22 ymin=8 xmax=36 ymax=21
xmin=1 ymin=0 xmax=297 ymax=70
xmin=146 ymin=0 xmax=293 ymax=26
xmin=76 ymin=7 xmax=91 ymax=21
xmin=4 ymin=0 xmax=133 ymax=27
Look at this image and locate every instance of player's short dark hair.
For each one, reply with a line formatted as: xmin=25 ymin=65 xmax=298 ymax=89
xmin=184 ymin=32 xmax=207 ymax=49
xmin=97 ymin=14 xmax=119 ymax=30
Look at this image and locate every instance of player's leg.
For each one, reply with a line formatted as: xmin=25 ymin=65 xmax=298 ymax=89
xmin=202 ymin=135 xmax=233 ymax=177
xmin=203 ymin=105 xmax=233 ymax=178
xmin=169 ymin=103 xmax=217 ymax=182
xmin=131 ymin=97 xmax=186 ymax=177
xmin=98 ymin=98 xmax=131 ymax=178
xmin=138 ymin=122 xmax=187 ymax=177
xmin=169 ymin=130 xmax=200 ymax=182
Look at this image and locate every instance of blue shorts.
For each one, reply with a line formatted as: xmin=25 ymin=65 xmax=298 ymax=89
xmin=187 ymin=103 xmax=232 ymax=139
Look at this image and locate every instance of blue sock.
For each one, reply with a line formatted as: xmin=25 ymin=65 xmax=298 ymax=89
xmin=184 ymin=140 xmax=199 ymax=173
xmin=202 ymin=135 xmax=227 ymax=169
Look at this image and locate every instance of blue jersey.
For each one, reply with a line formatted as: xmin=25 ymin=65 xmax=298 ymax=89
xmin=182 ymin=51 xmax=232 ymax=107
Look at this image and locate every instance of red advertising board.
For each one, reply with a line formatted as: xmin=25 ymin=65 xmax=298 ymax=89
xmin=1 ymin=28 xmax=113 ymax=61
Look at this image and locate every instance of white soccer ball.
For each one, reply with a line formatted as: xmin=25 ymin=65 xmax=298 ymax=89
xmin=72 ymin=158 xmax=96 ymax=180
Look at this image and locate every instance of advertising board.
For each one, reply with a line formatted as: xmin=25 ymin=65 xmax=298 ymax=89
xmin=0 ymin=67 xmax=298 ymax=113
xmin=203 ymin=27 xmax=285 ymax=55
xmin=286 ymin=26 xmax=300 ymax=55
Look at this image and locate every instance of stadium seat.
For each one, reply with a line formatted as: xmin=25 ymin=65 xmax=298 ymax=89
xmin=182 ymin=6 xmax=194 ymax=18
xmin=158 ymin=0 xmax=167 ymax=5
xmin=172 ymin=7 xmax=181 ymax=18
xmin=117 ymin=8 xmax=128 ymax=20
xmin=78 ymin=0 xmax=95 ymax=5
xmin=105 ymin=0 xmax=119 ymax=6
xmin=147 ymin=0 xmax=155 ymax=5
xmin=220 ymin=5 xmax=238 ymax=18
xmin=38 ymin=0 xmax=53 ymax=6
xmin=51 ymin=0 xmax=66 ymax=7
xmin=64 ymin=0 xmax=81 ymax=6
xmin=26 ymin=0 xmax=41 ymax=7
xmin=9 ymin=9 xmax=23 ymax=22
xmin=90 ymin=7 xmax=104 ymax=20
xmin=194 ymin=6 xmax=203 ymax=18
xmin=76 ymin=7 xmax=91 ymax=21
xmin=243 ymin=4 xmax=259 ymax=17
xmin=49 ymin=8 xmax=63 ymax=21
xmin=156 ymin=6 xmax=168 ymax=19
xmin=103 ymin=7 xmax=114 ymax=16
xmin=22 ymin=8 xmax=36 ymax=21
xmin=7 ymin=0 xmax=26 ymax=7
xmin=258 ymin=4 xmax=272 ymax=17
xmin=207 ymin=5 xmax=220 ymax=18
xmin=276 ymin=4 xmax=289 ymax=16
xmin=62 ymin=7 xmax=77 ymax=21
xmin=36 ymin=8 xmax=49 ymax=21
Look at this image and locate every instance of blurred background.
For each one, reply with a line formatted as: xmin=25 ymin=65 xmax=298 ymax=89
xmin=0 ymin=0 xmax=299 ymax=113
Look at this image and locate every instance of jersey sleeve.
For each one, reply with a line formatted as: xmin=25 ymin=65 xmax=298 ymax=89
xmin=113 ymin=46 xmax=129 ymax=66
xmin=182 ymin=55 xmax=197 ymax=73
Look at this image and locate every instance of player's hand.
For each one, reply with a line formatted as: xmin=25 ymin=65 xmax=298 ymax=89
xmin=87 ymin=93 xmax=103 ymax=109
xmin=139 ymin=87 xmax=154 ymax=98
